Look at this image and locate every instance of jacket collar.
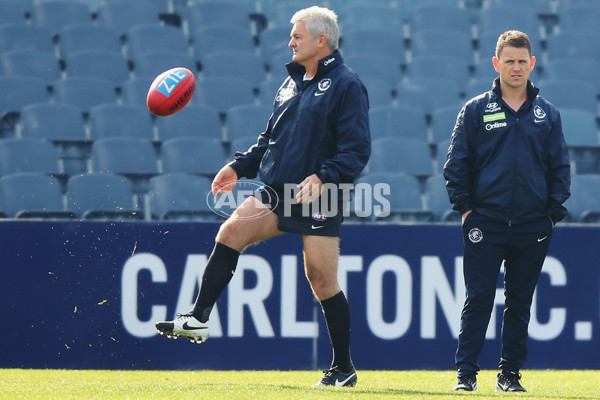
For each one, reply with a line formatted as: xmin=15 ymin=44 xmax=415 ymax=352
xmin=491 ymin=77 xmax=540 ymax=105
xmin=286 ymin=50 xmax=343 ymax=88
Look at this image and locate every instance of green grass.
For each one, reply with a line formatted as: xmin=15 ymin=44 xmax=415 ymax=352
xmin=1 ymin=369 xmax=598 ymax=400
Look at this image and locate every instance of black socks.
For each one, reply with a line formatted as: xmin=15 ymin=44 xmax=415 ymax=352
xmin=192 ymin=242 xmax=240 ymax=323
xmin=321 ymin=291 xmax=353 ymax=373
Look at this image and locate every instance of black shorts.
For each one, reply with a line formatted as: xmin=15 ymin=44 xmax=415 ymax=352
xmin=253 ymin=184 xmax=344 ymax=236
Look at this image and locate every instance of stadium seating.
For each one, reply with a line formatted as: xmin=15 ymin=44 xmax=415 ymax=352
xmin=0 ymin=50 xmax=62 ymax=86
xmin=89 ymin=104 xmax=155 ymax=141
xmin=31 ymin=1 xmax=93 ymax=35
xmin=546 ymin=31 xmax=600 ymax=63
xmin=120 ymin=76 xmax=155 ymax=108
xmin=0 ymin=76 xmax=48 ymax=130
xmin=465 ymin=77 xmax=493 ymax=99
xmin=0 ymin=24 xmax=54 ymax=53
xmin=565 ymin=174 xmax=600 ymax=222
xmin=543 ymin=58 xmax=600 ymax=94
xmin=410 ymin=30 xmax=473 ymax=62
xmin=435 ymin=139 xmax=452 ymax=174
xmin=67 ymin=172 xmax=143 ymax=220
xmin=360 ymin=77 xmax=395 ymax=108
xmin=0 ymin=1 xmax=28 ymax=25
xmin=157 ymin=105 xmax=223 ymax=142
xmin=132 ymin=50 xmax=197 ymax=79
xmin=431 ymin=106 xmax=460 ymax=144
xmin=407 ymin=56 xmax=472 ymax=90
xmin=0 ymin=172 xmax=76 ymax=219
xmin=397 ymin=78 xmax=464 ymax=115
xmin=200 ymin=51 xmax=268 ymax=86
xmin=259 ymin=26 xmax=292 ymax=61
xmin=356 ymin=172 xmax=433 ymax=222
xmin=225 ymin=104 xmax=272 ymax=142
xmin=344 ymin=54 xmax=403 ymax=86
xmin=340 ymin=29 xmax=406 ymax=63
xmin=541 ymin=80 xmax=599 ymax=116
xmin=194 ymin=77 xmax=256 ymax=114
xmin=0 ymin=137 xmax=61 ymax=177
xmin=91 ymin=137 xmax=159 ymax=193
xmin=58 ymin=24 xmax=122 ymax=60
xmin=368 ymin=105 xmax=428 ymax=141
xmin=369 ymin=137 xmax=434 ymax=177
xmin=186 ymin=1 xmax=252 ymax=34
xmin=229 ymin=136 xmax=258 ymax=158
xmin=560 ymin=109 xmax=600 ymax=174
xmin=424 ymin=174 xmax=460 ymax=222
xmin=161 ymin=137 xmax=225 ymax=176
xmin=147 ymin=173 xmax=215 ymax=221
xmin=559 ymin=5 xmax=600 ymax=34
xmin=265 ymin=50 xmax=294 ymax=82
xmin=192 ymin=25 xmax=256 ymax=61
xmin=126 ymin=24 xmax=189 ymax=61
xmin=258 ymin=79 xmax=284 ymax=106
xmin=337 ymin=4 xmax=404 ymax=33
xmin=477 ymin=6 xmax=541 ymax=39
xmin=97 ymin=0 xmax=163 ymax=37
xmin=20 ymin=103 xmax=89 ymax=175
xmin=65 ymin=50 xmax=131 ymax=87
xmin=408 ymin=5 xmax=472 ymax=36
xmin=53 ymin=77 xmax=118 ymax=112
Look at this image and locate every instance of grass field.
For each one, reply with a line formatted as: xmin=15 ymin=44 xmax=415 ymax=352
xmin=2 ymin=369 xmax=598 ymax=400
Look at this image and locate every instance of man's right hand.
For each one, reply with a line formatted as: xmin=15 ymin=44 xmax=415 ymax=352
xmin=462 ymin=210 xmax=472 ymax=225
xmin=212 ymin=165 xmax=239 ymax=195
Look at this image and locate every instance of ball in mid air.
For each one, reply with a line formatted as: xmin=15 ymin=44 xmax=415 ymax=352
xmin=146 ymin=67 xmax=195 ymax=116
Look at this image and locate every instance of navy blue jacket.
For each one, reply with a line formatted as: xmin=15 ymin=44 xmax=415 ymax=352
xmin=444 ymin=78 xmax=571 ymax=224
xmin=229 ymin=50 xmax=371 ymax=189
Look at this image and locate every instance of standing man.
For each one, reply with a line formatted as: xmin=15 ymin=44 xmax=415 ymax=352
xmin=444 ymin=30 xmax=570 ymax=392
xmin=155 ymin=6 xmax=370 ymax=387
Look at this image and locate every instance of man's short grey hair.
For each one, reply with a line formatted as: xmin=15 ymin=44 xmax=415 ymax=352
xmin=290 ymin=6 xmax=339 ymax=51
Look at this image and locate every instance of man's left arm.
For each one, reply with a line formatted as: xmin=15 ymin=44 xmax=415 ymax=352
xmin=546 ymin=110 xmax=571 ymax=223
xmin=316 ymin=81 xmax=371 ymax=185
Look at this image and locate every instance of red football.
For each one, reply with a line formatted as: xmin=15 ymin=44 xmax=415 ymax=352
xmin=146 ymin=67 xmax=195 ymax=116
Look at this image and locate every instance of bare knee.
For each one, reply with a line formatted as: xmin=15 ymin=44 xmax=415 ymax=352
xmin=306 ymin=269 xmax=339 ymax=301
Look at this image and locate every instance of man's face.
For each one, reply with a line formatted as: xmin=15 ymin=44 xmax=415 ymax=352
xmin=288 ymin=21 xmax=321 ymax=66
xmin=493 ymin=45 xmax=536 ymax=90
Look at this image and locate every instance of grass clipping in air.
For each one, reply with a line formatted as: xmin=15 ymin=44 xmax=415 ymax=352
xmin=1 ymin=369 xmax=599 ymax=399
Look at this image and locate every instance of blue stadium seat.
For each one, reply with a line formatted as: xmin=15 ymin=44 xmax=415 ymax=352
xmin=259 ymin=26 xmax=292 ymax=61
xmin=89 ymin=104 xmax=155 ymax=141
xmin=436 ymin=139 xmax=452 ymax=174
xmin=409 ymin=5 xmax=472 ymax=36
xmin=20 ymin=103 xmax=89 ymax=175
xmin=408 ymin=56 xmax=472 ymax=90
xmin=368 ymin=105 xmax=427 ymax=141
xmin=91 ymin=138 xmax=159 ymax=193
xmin=477 ymin=6 xmax=541 ymax=39
xmin=369 ymin=137 xmax=434 ymax=177
xmin=544 ymin=59 xmax=600 ymax=95
xmin=161 ymin=137 xmax=225 ymax=176
xmin=265 ymin=50 xmax=293 ymax=82
xmin=337 ymin=4 xmax=403 ymax=32
xmin=397 ymin=78 xmax=464 ymax=115
xmin=465 ymin=77 xmax=493 ymax=99
xmin=0 ymin=76 xmax=48 ymax=129
xmin=67 ymin=172 xmax=142 ymax=220
xmin=97 ymin=0 xmax=162 ymax=37
xmin=132 ymin=50 xmax=196 ymax=80
xmin=485 ymin=0 xmax=552 ymax=13
xmin=0 ymin=138 xmax=61 ymax=176
xmin=361 ymin=77 xmax=395 ymax=108
xmin=541 ymin=80 xmax=599 ymax=115
xmin=565 ymin=174 xmax=600 ymax=222
xmin=356 ymin=172 xmax=433 ymax=222
xmin=0 ymin=50 xmax=61 ymax=86
xmin=262 ymin=0 xmax=323 ymax=27
xmin=0 ymin=1 xmax=28 ymax=25
xmin=53 ymin=77 xmax=118 ymax=112
xmin=425 ymin=174 xmax=459 ymax=222
xmin=126 ymin=24 xmax=189 ymax=61
xmin=147 ymin=173 xmax=215 ymax=221
xmin=120 ymin=76 xmax=155 ymax=108
xmin=194 ymin=77 xmax=256 ymax=114
xmin=559 ymin=5 xmax=600 ymax=34
xmin=187 ymin=1 xmax=252 ymax=33
xmin=229 ymin=136 xmax=258 ymax=158
xmin=560 ymin=109 xmax=600 ymax=174
xmin=546 ymin=31 xmax=600 ymax=63
xmin=66 ymin=50 xmax=131 ymax=87
xmin=410 ymin=30 xmax=473 ymax=61
xmin=58 ymin=24 xmax=122 ymax=60
xmin=431 ymin=106 xmax=461 ymax=144
xmin=0 ymin=172 xmax=75 ymax=219
xmin=258 ymin=79 xmax=284 ymax=106
xmin=31 ymin=0 xmax=93 ymax=35
xmin=157 ymin=105 xmax=223 ymax=141
xmin=225 ymin=104 xmax=271 ymax=142
xmin=201 ymin=51 xmax=267 ymax=86
xmin=344 ymin=54 xmax=403 ymax=85
xmin=0 ymin=24 xmax=54 ymax=53
xmin=341 ymin=29 xmax=406 ymax=63
xmin=192 ymin=25 xmax=256 ymax=60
